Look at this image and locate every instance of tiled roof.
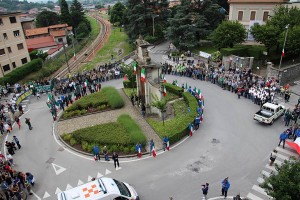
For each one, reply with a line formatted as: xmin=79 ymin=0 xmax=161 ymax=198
xmin=47 ymin=44 xmax=63 ymax=55
xmin=48 ymin=23 xmax=68 ymax=29
xmin=26 ymin=36 xmax=57 ymax=50
xmin=50 ymin=30 xmax=66 ymax=37
xmin=25 ymin=27 xmax=48 ymax=37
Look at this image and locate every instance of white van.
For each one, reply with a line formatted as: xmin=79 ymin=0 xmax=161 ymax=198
xmin=57 ymin=177 xmax=139 ymax=200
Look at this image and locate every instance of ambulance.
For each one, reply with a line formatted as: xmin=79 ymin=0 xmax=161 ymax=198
xmin=57 ymin=177 xmax=139 ymax=200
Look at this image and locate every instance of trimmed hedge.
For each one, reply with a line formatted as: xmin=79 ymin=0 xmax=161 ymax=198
xmin=220 ymin=45 xmax=266 ymax=60
xmin=62 ymin=114 xmax=146 ymax=154
xmin=147 ymin=91 xmax=198 ymax=144
xmin=61 ymin=87 xmax=124 ymax=119
xmin=164 ymin=83 xmax=184 ymax=97
xmin=0 ymin=58 xmax=43 ymax=85
xmin=123 ymin=80 xmax=137 ymax=88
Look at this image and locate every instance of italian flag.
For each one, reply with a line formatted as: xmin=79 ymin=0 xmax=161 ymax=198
xmin=286 ymin=137 xmax=300 ymax=155
xmin=73 ymin=52 xmax=76 ymax=61
xmin=133 ymin=62 xmax=137 ymax=75
xmin=123 ymin=74 xmax=128 ymax=81
xmin=282 ymin=48 xmax=285 ymax=57
xmin=166 ymin=141 xmax=170 ymax=151
xmin=138 ymin=146 xmax=142 ymax=158
xmin=84 ymin=80 xmax=88 ymax=87
xmin=152 ymin=147 xmax=157 ymax=157
xmin=189 ymin=125 xmax=193 ymax=137
xmin=163 ymin=86 xmax=167 ymax=97
xmin=185 ymin=82 xmax=188 ymax=90
xmin=163 ymin=75 xmax=167 ymax=83
xmin=197 ymin=89 xmax=203 ymax=99
xmin=141 ymin=68 xmax=146 ymax=82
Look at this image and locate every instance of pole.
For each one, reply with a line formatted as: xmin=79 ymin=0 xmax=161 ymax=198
xmin=278 ymin=24 xmax=289 ymax=84
xmin=152 ymin=16 xmax=155 ymax=37
xmin=62 ymin=42 xmax=70 ymax=73
xmin=71 ymin=34 xmax=76 ymax=62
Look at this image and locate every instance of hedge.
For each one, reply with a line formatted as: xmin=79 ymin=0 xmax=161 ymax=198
xmin=62 ymin=114 xmax=146 ymax=154
xmin=0 ymin=58 xmax=43 ymax=85
xmin=220 ymin=45 xmax=266 ymax=60
xmin=147 ymin=91 xmax=198 ymax=144
xmin=164 ymin=83 xmax=184 ymax=97
xmin=123 ymin=80 xmax=136 ymax=88
xmin=61 ymin=87 xmax=124 ymax=119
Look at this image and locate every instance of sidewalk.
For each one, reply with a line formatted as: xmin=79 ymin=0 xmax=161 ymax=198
xmin=57 ymin=89 xmax=162 ymax=152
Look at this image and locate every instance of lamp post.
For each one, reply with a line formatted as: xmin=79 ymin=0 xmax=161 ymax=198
xmin=152 ymin=14 xmax=159 ymax=37
xmin=278 ymin=24 xmax=289 ymax=84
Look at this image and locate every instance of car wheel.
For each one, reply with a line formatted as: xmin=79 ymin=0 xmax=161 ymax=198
xmin=270 ymin=120 xmax=274 ymax=125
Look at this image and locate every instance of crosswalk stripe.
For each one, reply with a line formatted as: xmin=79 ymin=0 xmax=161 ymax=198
xmin=247 ymin=192 xmax=264 ymax=200
xmin=276 ymin=152 xmax=290 ymax=160
xmin=274 ymin=159 xmax=283 ymax=166
xmin=265 ymin=164 xmax=276 ymax=172
xmin=252 ymin=185 xmax=272 ymax=199
xmin=261 ymin=170 xmax=271 ymax=178
xmin=257 ymin=177 xmax=264 ymax=184
xmin=275 ymin=146 xmax=299 ymax=157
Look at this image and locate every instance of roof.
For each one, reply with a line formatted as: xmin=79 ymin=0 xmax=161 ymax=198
xmin=48 ymin=23 xmax=68 ymax=29
xmin=25 ymin=27 xmax=49 ymax=37
xmin=229 ymin=0 xmax=288 ymax=3
xmin=47 ymin=44 xmax=63 ymax=55
xmin=263 ymin=103 xmax=281 ymax=110
xmin=50 ymin=30 xmax=66 ymax=37
xmin=26 ymin=36 xmax=57 ymax=50
xmin=99 ymin=8 xmax=109 ymax=11
xmin=0 ymin=11 xmax=21 ymax=17
xmin=20 ymin=17 xmax=35 ymax=23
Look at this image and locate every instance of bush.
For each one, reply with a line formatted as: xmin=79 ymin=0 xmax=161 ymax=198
xmin=81 ymin=141 xmax=89 ymax=151
xmin=144 ymin=35 xmax=157 ymax=44
xmin=62 ymin=87 xmax=124 ymax=119
xmin=0 ymin=58 xmax=43 ymax=85
xmin=164 ymin=83 xmax=184 ymax=97
xmin=62 ymin=133 xmax=72 ymax=141
xmin=220 ymin=45 xmax=266 ymax=60
xmin=70 ymin=138 xmax=77 ymax=146
xmin=123 ymin=80 xmax=136 ymax=88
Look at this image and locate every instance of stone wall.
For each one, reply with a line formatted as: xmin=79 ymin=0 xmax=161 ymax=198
xmin=267 ymin=62 xmax=300 ymax=85
xmin=222 ymin=55 xmax=254 ymax=70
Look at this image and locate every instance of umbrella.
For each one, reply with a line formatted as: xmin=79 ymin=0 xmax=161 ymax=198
xmin=286 ymin=138 xmax=300 ymax=155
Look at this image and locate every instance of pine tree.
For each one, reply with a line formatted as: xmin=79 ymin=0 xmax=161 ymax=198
xmin=60 ymin=0 xmax=71 ymax=25
xmin=70 ymin=0 xmax=85 ymax=29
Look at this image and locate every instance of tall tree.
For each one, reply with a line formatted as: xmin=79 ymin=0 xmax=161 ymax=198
xmin=60 ymin=0 xmax=71 ymax=25
xmin=210 ymin=20 xmax=246 ymax=49
xmin=110 ymin=2 xmax=126 ymax=25
xmin=36 ymin=11 xmax=60 ymax=27
xmin=70 ymin=0 xmax=85 ymax=29
xmin=260 ymin=158 xmax=300 ymax=200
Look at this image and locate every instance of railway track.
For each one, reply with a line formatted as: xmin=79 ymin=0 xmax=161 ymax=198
xmin=52 ymin=13 xmax=111 ymax=79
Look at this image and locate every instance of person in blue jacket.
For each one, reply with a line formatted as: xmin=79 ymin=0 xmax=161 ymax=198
xmin=278 ymin=131 xmax=288 ymax=149
xmin=93 ymin=145 xmax=100 ymax=161
xmin=163 ymin=136 xmax=169 ymax=151
xmin=221 ymin=177 xmax=230 ymax=198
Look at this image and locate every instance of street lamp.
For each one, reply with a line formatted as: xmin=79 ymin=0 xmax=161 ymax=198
xmin=152 ymin=14 xmax=159 ymax=37
xmin=278 ymin=24 xmax=289 ymax=84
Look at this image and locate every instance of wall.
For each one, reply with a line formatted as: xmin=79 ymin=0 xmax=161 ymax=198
xmin=267 ymin=62 xmax=300 ymax=85
xmin=222 ymin=55 xmax=254 ymax=70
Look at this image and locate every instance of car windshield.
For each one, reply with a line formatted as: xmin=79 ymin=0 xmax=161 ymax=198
xmin=113 ymin=179 xmax=131 ymax=197
xmin=262 ymin=106 xmax=274 ymax=113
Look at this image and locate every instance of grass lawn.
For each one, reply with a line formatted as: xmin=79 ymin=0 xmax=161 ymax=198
xmin=98 ymin=13 xmax=109 ymax=20
xmin=21 ymin=16 xmax=100 ymax=82
xmin=81 ymin=27 xmax=133 ymax=71
xmin=62 ymin=114 xmax=146 ymax=154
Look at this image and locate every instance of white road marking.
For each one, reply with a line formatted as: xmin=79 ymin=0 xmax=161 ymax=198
xmin=116 ymin=166 xmax=122 ymax=171
xmin=87 ymin=176 xmax=93 ymax=182
xmin=51 ymin=163 xmax=66 ymax=175
xmin=252 ymin=185 xmax=272 ymax=199
xmin=246 ymin=193 xmax=264 ymax=200
xmin=208 ymin=196 xmax=244 ymax=200
xmin=43 ymin=191 xmax=50 ymax=199
xmin=257 ymin=177 xmax=264 ymax=184
xmin=31 ymin=190 xmax=41 ymax=200
xmin=276 ymin=153 xmax=290 ymax=160
xmin=265 ymin=164 xmax=276 ymax=172
xmin=55 ymin=187 xmax=62 ymax=194
xmin=261 ymin=170 xmax=271 ymax=178
xmin=77 ymin=179 xmax=84 ymax=186
xmin=97 ymin=172 xmax=103 ymax=178
xmin=105 ymin=169 xmax=111 ymax=175
xmin=275 ymin=146 xmax=299 ymax=158
xmin=66 ymin=184 xmax=73 ymax=190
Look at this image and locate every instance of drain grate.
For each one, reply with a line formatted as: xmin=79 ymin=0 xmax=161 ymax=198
xmin=211 ymin=138 xmax=220 ymax=144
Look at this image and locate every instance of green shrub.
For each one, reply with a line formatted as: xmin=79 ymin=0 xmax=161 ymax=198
xmin=123 ymin=80 xmax=136 ymax=88
xmin=62 ymin=133 xmax=72 ymax=141
xmin=220 ymin=45 xmax=266 ymax=60
xmin=70 ymin=138 xmax=77 ymax=146
xmin=123 ymin=147 xmax=130 ymax=154
xmin=0 ymin=58 xmax=43 ymax=85
xmin=247 ymin=45 xmax=266 ymax=60
xmin=81 ymin=141 xmax=89 ymax=151
xmin=164 ymin=83 xmax=184 ymax=97
xmin=87 ymin=144 xmax=94 ymax=153
xmin=144 ymin=35 xmax=158 ymax=44
xmin=130 ymin=146 xmax=136 ymax=153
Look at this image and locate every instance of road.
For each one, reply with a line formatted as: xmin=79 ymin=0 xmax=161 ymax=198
xmin=3 ymin=42 xmax=299 ymax=200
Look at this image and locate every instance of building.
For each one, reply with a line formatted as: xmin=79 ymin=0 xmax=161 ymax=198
xmin=20 ymin=17 xmax=35 ymax=33
xmin=228 ymin=0 xmax=289 ymax=39
xmin=0 ymin=12 xmax=31 ymax=77
xmin=99 ymin=8 xmax=109 ymax=15
xmin=169 ymin=0 xmax=181 ymax=7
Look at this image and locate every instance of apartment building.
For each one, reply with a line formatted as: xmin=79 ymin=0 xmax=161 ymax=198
xmin=0 ymin=12 xmax=31 ymax=77
xmin=228 ymin=0 xmax=289 ymax=39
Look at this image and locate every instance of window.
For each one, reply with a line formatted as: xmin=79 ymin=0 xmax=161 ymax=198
xmin=2 ymin=64 xmax=10 ymax=72
xmin=263 ymin=11 xmax=269 ymax=22
xmin=9 ymin=16 xmax=16 ymax=23
xmin=17 ymin=43 xmax=24 ymax=50
xmin=58 ymin=38 xmax=63 ymax=43
xmin=238 ymin=11 xmax=243 ymax=21
xmin=13 ymin=30 xmax=20 ymax=37
xmin=0 ymin=18 xmax=3 ymax=25
xmin=0 ymin=49 xmax=5 ymax=56
xmin=12 ymin=62 xmax=16 ymax=68
xmin=3 ymin=33 xmax=8 ymax=40
xmin=250 ymin=11 xmax=256 ymax=21
xmin=21 ymin=57 xmax=28 ymax=64
xmin=7 ymin=47 xmax=11 ymax=53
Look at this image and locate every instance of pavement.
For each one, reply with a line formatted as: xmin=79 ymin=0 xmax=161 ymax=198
xmin=1 ymin=41 xmax=299 ymax=200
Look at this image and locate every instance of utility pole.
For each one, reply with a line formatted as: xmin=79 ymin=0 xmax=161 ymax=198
xmin=152 ymin=15 xmax=159 ymax=37
xmin=278 ymin=24 xmax=289 ymax=85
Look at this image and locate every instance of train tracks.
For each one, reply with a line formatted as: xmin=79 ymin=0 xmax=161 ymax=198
xmin=52 ymin=13 xmax=111 ymax=79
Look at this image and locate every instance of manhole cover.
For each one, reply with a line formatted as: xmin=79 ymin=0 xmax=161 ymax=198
xmin=211 ymin=138 xmax=220 ymax=144
xmin=58 ymin=147 xmax=65 ymax=152
xmin=46 ymin=157 xmax=55 ymax=164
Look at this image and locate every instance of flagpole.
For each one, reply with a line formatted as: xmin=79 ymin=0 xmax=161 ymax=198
xmin=278 ymin=24 xmax=289 ymax=75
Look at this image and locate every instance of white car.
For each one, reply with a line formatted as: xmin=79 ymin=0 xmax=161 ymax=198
xmin=253 ymin=102 xmax=285 ymax=125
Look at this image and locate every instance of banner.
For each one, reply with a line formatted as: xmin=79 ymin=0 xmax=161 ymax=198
xmin=16 ymin=90 xmax=32 ymax=106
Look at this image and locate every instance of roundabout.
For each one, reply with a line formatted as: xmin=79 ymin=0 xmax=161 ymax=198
xmin=3 ymin=73 xmax=288 ymax=200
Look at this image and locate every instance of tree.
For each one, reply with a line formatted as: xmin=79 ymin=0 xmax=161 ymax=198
xmin=260 ymin=158 xmax=300 ymax=200
xmin=278 ymin=25 xmax=300 ymax=57
xmin=36 ymin=11 xmax=60 ymax=27
xmin=151 ymin=94 xmax=167 ymax=126
xmin=76 ymin=18 xmax=91 ymax=40
xmin=60 ymin=0 xmax=71 ymax=25
xmin=210 ymin=20 xmax=246 ymax=49
xmin=121 ymin=62 xmax=137 ymax=88
xmin=110 ymin=2 xmax=126 ymax=25
xmin=70 ymin=0 xmax=85 ymax=29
